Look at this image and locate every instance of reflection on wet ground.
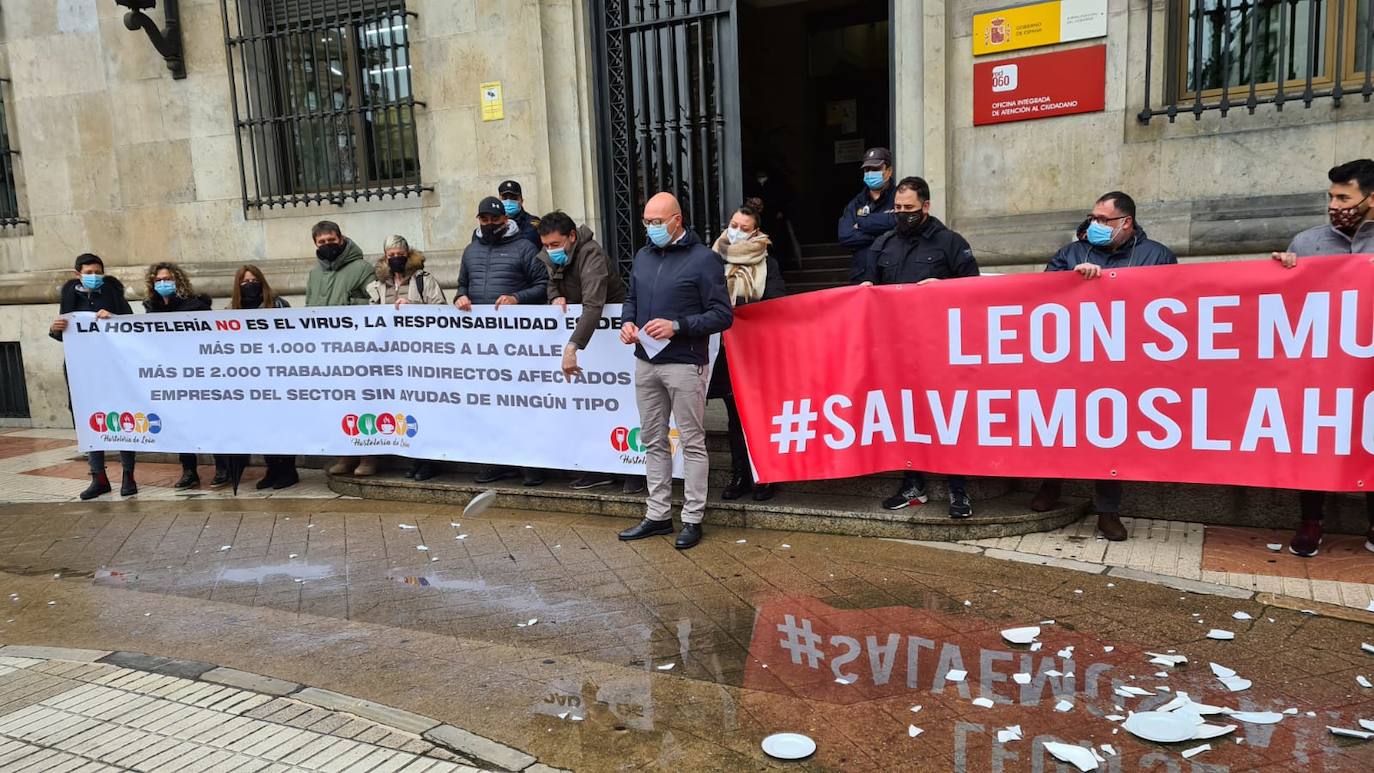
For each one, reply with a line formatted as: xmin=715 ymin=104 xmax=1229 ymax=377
xmin=3 ymin=498 xmax=1374 ymax=770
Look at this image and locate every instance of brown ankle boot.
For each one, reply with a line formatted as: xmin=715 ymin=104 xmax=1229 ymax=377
xmin=1096 ymin=512 xmax=1128 ymax=541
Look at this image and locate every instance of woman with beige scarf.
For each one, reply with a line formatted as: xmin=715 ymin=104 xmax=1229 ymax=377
xmin=709 ymin=200 xmax=787 ymax=501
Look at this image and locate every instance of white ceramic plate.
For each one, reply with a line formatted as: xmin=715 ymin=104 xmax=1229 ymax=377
xmin=463 ymin=489 xmax=497 ymax=517
xmin=1000 ymin=626 xmax=1040 ymax=645
xmin=761 ymin=733 xmax=816 ymax=760
xmin=1123 ymin=712 xmax=1201 ymax=743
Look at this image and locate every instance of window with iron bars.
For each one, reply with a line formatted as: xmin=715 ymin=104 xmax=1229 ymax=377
xmin=0 ymin=77 xmax=26 ymax=228
xmin=221 ymin=0 xmax=428 ymax=208
xmin=1140 ymin=0 xmax=1374 ymax=123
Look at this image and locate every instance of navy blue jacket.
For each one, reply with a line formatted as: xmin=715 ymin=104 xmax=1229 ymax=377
xmin=837 ymin=183 xmax=897 ymax=282
xmin=512 ymin=209 xmax=542 ymax=249
xmin=622 ymin=229 xmax=733 ymax=365
xmin=1045 ymin=226 xmax=1177 ymax=272
xmin=862 ymin=215 xmax=978 ymax=285
xmin=459 ymin=221 xmax=549 ymax=305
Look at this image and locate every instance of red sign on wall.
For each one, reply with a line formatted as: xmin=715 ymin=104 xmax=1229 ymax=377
xmin=973 ymin=44 xmax=1106 ymax=126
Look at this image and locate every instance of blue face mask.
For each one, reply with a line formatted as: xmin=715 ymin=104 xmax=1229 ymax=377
xmin=647 ymin=223 xmax=672 ymax=247
xmin=154 ymin=280 xmax=177 ymax=297
xmin=548 ymin=247 xmax=568 ymax=266
xmin=1085 ymin=221 xmax=1116 ymax=247
xmin=863 ymin=170 xmax=885 ymax=190
xmin=502 ymin=199 xmax=520 ymax=216
xmin=80 ymin=273 xmax=104 ymax=291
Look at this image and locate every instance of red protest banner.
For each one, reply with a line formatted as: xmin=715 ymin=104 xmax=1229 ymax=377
xmin=724 ymin=255 xmax=1374 ymax=490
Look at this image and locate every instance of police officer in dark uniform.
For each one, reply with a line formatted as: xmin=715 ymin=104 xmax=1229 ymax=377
xmin=837 ymin=147 xmax=897 ymax=283
xmin=497 ymin=180 xmax=543 ymax=249
xmin=860 ymin=176 xmax=980 ymax=519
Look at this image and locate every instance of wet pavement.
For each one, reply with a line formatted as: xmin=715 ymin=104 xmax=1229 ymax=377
xmin=1 ymin=497 xmax=1373 ymax=770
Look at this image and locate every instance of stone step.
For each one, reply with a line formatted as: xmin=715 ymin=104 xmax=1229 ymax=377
xmin=327 ymin=470 xmax=1089 ymax=541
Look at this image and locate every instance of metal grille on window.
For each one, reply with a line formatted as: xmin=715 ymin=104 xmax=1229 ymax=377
xmin=0 ymin=342 xmax=30 ymax=419
xmin=592 ymin=1 xmax=741 ymax=274
xmin=222 ymin=0 xmax=428 ymax=209
xmin=1140 ymin=0 xmax=1374 ymax=123
xmin=0 ymin=78 xmax=26 ymax=228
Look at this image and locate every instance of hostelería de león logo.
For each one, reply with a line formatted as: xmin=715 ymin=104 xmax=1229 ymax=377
xmin=342 ymin=412 xmax=419 ymax=448
xmin=610 ymin=426 xmax=679 ymax=464
xmin=88 ymin=411 xmax=162 ymax=444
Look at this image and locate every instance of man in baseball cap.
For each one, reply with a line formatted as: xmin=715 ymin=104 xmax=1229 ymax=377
xmin=837 ymin=147 xmax=897 ymax=283
xmin=456 ymin=194 xmax=549 ymax=487
xmin=497 ymin=180 xmax=542 ymax=248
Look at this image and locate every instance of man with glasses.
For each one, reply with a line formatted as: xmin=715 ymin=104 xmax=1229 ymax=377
xmin=615 ymin=192 xmax=733 ymax=550
xmin=1029 ymin=191 xmax=1177 ymax=541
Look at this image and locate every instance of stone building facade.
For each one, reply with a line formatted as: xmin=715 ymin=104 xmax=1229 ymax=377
xmin=0 ymin=0 xmax=1370 ymax=427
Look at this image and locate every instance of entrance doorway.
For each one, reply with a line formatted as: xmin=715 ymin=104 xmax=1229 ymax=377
xmin=738 ymin=0 xmax=890 ymax=271
xmin=589 ymin=0 xmax=889 ymax=287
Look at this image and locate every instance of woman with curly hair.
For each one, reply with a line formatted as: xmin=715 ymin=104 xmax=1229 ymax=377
xmin=142 ymin=261 xmax=213 ymax=489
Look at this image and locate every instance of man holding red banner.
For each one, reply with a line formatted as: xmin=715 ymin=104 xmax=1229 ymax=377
xmin=1030 ymin=191 xmax=1177 ymax=541
xmin=859 ymin=176 xmax=979 ymax=518
xmin=1272 ymin=158 xmax=1374 ymax=558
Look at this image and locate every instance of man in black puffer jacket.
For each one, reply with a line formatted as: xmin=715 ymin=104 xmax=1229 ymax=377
xmin=455 ymin=196 xmax=549 ymax=486
xmin=455 ymin=196 xmax=548 ymax=308
xmin=615 ymin=192 xmax=733 ymax=551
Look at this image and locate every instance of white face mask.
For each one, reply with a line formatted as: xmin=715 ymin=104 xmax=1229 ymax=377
xmin=726 ymin=227 xmax=748 ymax=244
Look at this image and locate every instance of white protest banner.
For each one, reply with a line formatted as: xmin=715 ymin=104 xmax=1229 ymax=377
xmin=62 ymin=304 xmax=711 ymax=475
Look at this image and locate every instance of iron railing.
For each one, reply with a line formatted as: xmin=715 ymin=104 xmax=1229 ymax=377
xmin=593 ymin=0 xmax=740 ymax=273
xmin=0 ymin=342 xmax=30 ymax=419
xmin=0 ymin=78 xmax=27 ymax=228
xmin=1140 ymin=0 xmax=1374 ymax=123
xmin=222 ymin=0 xmax=428 ymax=209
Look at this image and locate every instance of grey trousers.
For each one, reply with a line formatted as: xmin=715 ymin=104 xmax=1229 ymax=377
xmin=634 ymin=359 xmax=709 ymax=524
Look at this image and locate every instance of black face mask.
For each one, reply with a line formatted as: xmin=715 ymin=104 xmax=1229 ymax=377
xmin=896 ymin=211 xmax=925 ymax=236
xmin=316 ymin=242 xmax=345 ymax=262
xmin=239 ymin=283 xmax=263 ymax=309
xmin=387 ymin=256 xmax=408 ymax=274
xmin=480 ymin=223 xmax=504 ymax=241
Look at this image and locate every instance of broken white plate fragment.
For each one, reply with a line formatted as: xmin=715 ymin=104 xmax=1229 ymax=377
xmin=1209 ymin=663 xmax=1236 ymax=678
xmin=1000 ymin=626 xmax=1040 ymax=645
xmin=1358 ymin=675 xmax=1373 ymax=689
xmin=972 ymin=697 xmax=995 ymax=709
xmin=1148 ymin=653 xmax=1188 ymax=667
xmin=1012 ymin=672 xmax=1031 ymax=685
xmin=1041 ymin=741 xmax=1098 ymax=772
xmin=1229 ymin=711 xmax=1284 ymax=725
xmin=1266 ymin=543 xmax=1282 ymax=551
xmin=908 ymin=725 xmax=923 ymax=738
xmin=1206 ymin=629 xmax=1235 ymax=640
xmin=1232 ymin=611 xmax=1252 ymax=621
xmin=1181 ymin=744 xmax=1211 ymax=759
xmin=1055 ymin=699 xmax=1074 ymax=712
xmin=1327 ymin=726 xmax=1374 ymax=740
xmin=996 ymin=725 xmax=1022 ymax=743
xmin=946 ymin=669 xmax=967 ymax=683
xmin=1362 ymin=642 xmax=1374 ymax=655
xmin=1219 ymin=675 xmax=1252 ymax=692
xmin=1192 ymin=724 xmax=1237 ymax=740
xmin=398 ymin=524 xmax=416 ymax=530
xmin=656 ymin=663 xmax=675 ymax=671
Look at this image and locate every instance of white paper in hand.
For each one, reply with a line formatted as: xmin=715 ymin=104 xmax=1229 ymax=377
xmin=637 ymin=330 xmax=670 ymax=360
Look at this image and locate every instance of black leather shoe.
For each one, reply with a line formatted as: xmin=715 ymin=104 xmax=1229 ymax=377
xmin=618 ymin=518 xmax=673 ymax=541
xmin=174 ymin=470 xmax=199 ymax=489
xmin=120 ymin=472 xmax=138 ymax=497
xmin=255 ymin=466 xmax=279 ymax=490
xmin=271 ymin=468 xmax=299 ymax=489
xmin=622 ymin=476 xmax=646 ymax=494
xmin=412 ymin=462 xmax=436 ymax=482
xmin=475 ymin=466 xmax=517 ymax=484
xmin=675 ymin=523 xmax=703 ymax=550
xmin=720 ymin=474 xmax=751 ymax=501
xmin=522 ymin=468 xmax=545 ymax=487
xmin=752 ymin=483 xmax=776 ymax=501
xmin=210 ymin=470 xmax=231 ymax=487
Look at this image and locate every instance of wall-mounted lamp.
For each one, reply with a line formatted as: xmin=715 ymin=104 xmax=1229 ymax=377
xmin=114 ymin=0 xmax=186 ymax=80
